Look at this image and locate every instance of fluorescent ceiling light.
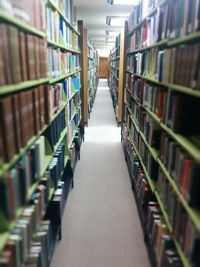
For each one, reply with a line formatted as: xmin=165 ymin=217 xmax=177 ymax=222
xmin=110 ymin=17 xmax=126 ymax=26
xmin=106 ymin=30 xmax=120 ymax=37
xmin=107 ymin=0 xmax=139 ymax=4
xmin=107 ymin=37 xmax=116 ymax=41
xmin=106 ymin=16 xmax=127 ymax=27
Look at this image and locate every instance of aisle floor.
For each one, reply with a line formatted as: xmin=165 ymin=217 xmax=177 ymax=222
xmin=51 ymin=79 xmax=150 ymax=267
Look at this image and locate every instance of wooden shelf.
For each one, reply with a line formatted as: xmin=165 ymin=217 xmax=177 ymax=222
xmin=49 ymin=69 xmax=81 ymax=84
xmin=0 ymin=10 xmax=46 ymax=37
xmin=0 ymin=78 xmax=49 ymax=95
xmin=126 ymin=71 xmax=200 ymax=98
xmin=47 ymin=39 xmax=81 ymax=54
xmin=47 ymin=0 xmax=80 ymax=35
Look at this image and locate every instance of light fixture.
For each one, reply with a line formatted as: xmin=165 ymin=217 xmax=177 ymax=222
xmin=105 ymin=30 xmax=120 ymax=37
xmin=106 ymin=16 xmax=127 ymax=27
xmin=107 ymin=0 xmax=139 ymax=5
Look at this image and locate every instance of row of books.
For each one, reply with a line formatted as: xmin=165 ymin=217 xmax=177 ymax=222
xmin=49 ymin=142 xmax=65 ymax=189
xmin=88 ymin=46 xmax=95 ymax=59
xmin=110 ymin=60 xmax=119 ymax=70
xmin=111 ymin=45 xmax=120 ymax=59
xmin=0 ymin=85 xmax=49 ymax=162
xmin=125 ymin=100 xmax=200 ymax=210
xmin=66 ymin=92 xmax=80 ymax=123
xmin=43 ymin=109 xmax=66 ymax=151
xmin=0 ymin=177 xmax=69 ymax=266
xmin=157 ymin=170 xmax=200 ymax=267
xmin=67 ymin=110 xmax=81 ymax=146
xmin=45 ymin=180 xmax=68 ymax=226
xmin=0 ymin=137 xmax=44 ymax=229
xmin=51 ymin=0 xmax=73 ymax=24
xmin=147 ymin=202 xmax=184 ymax=267
xmin=127 ymin=43 xmax=200 ymax=89
xmin=46 ymin=7 xmax=78 ymax=50
xmin=162 ymin=44 xmax=200 ymax=89
xmin=0 ymin=0 xmax=44 ymax=31
xmin=127 ymin=3 xmax=168 ymax=51
xmin=47 ymin=47 xmax=79 ymax=78
xmin=0 ymin=24 xmax=47 ymax=86
xmin=126 ymin=74 xmax=200 ymax=135
xmin=160 ymin=132 xmax=200 ymax=210
xmin=48 ymin=83 xmax=67 ymax=118
xmin=128 ymin=117 xmax=159 ymax=181
xmin=128 ymin=0 xmax=200 ymax=40
xmin=122 ymin=125 xmax=184 ymax=267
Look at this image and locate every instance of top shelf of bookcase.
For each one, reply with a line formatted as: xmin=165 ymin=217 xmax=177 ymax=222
xmin=88 ymin=43 xmax=94 ymax=50
xmin=127 ymin=0 xmax=167 ymax=36
xmin=0 ymin=10 xmax=46 ymax=37
xmin=47 ymin=0 xmax=80 ymax=36
xmin=127 ymin=31 xmax=200 ymax=55
xmin=126 ymin=71 xmax=200 ymax=98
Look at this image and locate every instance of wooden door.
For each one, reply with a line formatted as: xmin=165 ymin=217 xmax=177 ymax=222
xmin=99 ymin=57 xmax=108 ymax=78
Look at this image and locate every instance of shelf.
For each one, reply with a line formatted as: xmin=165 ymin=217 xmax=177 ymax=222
xmin=128 ymin=131 xmax=156 ymax=193
xmin=111 ymin=66 xmax=119 ymax=71
xmin=68 ymin=106 xmax=79 ymax=125
xmin=127 ymin=130 xmax=194 ymax=267
xmin=47 ymin=39 xmax=81 ymax=54
xmin=128 ymin=0 xmax=167 ymax=36
xmin=49 ymin=69 xmax=81 ymax=84
xmin=168 ymin=31 xmax=200 ymax=46
xmin=127 ymin=105 xmax=159 ymax=162
xmin=127 ymin=104 xmax=200 ymax=231
xmin=0 ymin=126 xmax=47 ymax=177
xmin=0 ymin=10 xmax=46 ymax=37
xmin=0 ymin=78 xmax=49 ymax=96
xmin=111 ymin=46 xmax=119 ymax=56
xmin=127 ymin=39 xmax=168 ymax=54
xmin=47 ymin=0 xmax=80 ymax=35
xmin=143 ymin=106 xmax=200 ymax=162
xmin=111 ymin=56 xmax=120 ymax=61
xmin=0 ymin=92 xmax=79 ymax=176
xmin=111 ymin=70 xmax=119 ymax=81
xmin=126 ymin=72 xmax=200 ymax=98
xmin=68 ymin=119 xmax=81 ymax=149
xmin=88 ymin=43 xmax=94 ymax=50
xmin=157 ymin=159 xmax=200 ymax=232
xmin=88 ymin=55 xmax=93 ymax=60
xmin=127 ymin=31 xmax=200 ymax=55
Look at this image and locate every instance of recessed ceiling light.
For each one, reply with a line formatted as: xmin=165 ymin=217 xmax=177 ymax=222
xmin=107 ymin=0 xmax=139 ymax=5
xmin=106 ymin=16 xmax=127 ymax=27
xmin=106 ymin=30 xmax=120 ymax=37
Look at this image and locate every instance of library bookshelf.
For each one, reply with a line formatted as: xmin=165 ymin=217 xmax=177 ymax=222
xmin=78 ymin=20 xmax=99 ymax=126
xmin=0 ymin=0 xmax=83 ymax=265
xmin=122 ymin=1 xmax=200 ymax=267
xmin=108 ymin=29 xmax=125 ymax=125
xmin=87 ymin=39 xmax=99 ymax=117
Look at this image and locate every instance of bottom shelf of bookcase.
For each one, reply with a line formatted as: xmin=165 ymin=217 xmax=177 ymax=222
xmin=123 ymin=147 xmax=158 ymax=267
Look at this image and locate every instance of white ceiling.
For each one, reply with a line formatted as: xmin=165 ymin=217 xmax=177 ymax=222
xmin=74 ymin=0 xmax=135 ymax=54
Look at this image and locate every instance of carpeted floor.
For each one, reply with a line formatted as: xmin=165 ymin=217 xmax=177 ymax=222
xmin=50 ymin=79 xmax=150 ymax=267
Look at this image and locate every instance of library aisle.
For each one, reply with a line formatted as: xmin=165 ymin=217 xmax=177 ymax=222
xmin=51 ymin=79 xmax=150 ymax=267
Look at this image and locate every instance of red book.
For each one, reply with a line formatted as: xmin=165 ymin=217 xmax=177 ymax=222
xmin=0 ymin=96 xmax=16 ymax=161
xmin=26 ymin=34 xmax=36 ymax=80
xmin=0 ymin=24 xmax=12 ymax=84
xmin=32 ymin=88 xmax=41 ymax=134
xmin=8 ymin=25 xmax=22 ymax=83
xmin=34 ymin=36 xmax=41 ymax=79
xmin=39 ymin=85 xmax=45 ymax=128
xmin=18 ymin=92 xmax=28 ymax=146
xmin=180 ymin=158 xmax=193 ymax=198
xmin=19 ymin=31 xmax=28 ymax=81
xmin=11 ymin=95 xmax=22 ymax=152
xmin=6 ymin=173 xmax=16 ymax=220
xmin=0 ymin=27 xmax=6 ymax=86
